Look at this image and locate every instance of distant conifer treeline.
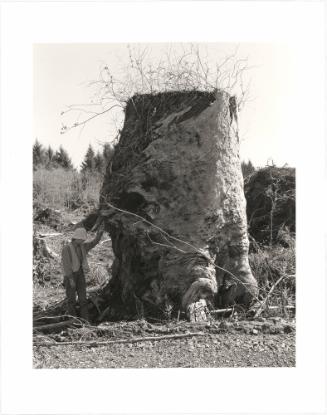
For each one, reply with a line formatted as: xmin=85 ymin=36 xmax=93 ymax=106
xmin=33 ymin=140 xmax=115 ymax=174
xmin=33 ymin=139 xmax=255 ymax=180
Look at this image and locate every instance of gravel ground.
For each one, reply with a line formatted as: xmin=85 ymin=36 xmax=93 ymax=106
xmin=34 ymin=320 xmax=295 ymax=368
xmin=33 ymin=216 xmax=296 ymax=369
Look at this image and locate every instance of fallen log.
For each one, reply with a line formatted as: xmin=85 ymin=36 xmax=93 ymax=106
xmin=34 ymin=207 xmax=63 ymax=229
xmin=267 ymin=305 xmax=295 ymax=310
xmin=33 ymin=318 xmax=83 ymax=332
xmin=34 ymin=236 xmax=59 ymax=259
xmin=38 ymin=232 xmax=63 ymax=238
xmin=210 ymin=308 xmax=233 ymax=316
xmin=33 ymin=299 xmax=67 ymax=320
xmin=210 ymin=305 xmax=295 ymax=317
xmin=33 ymin=331 xmax=205 ymax=347
xmin=34 ymin=315 xmax=72 ymax=324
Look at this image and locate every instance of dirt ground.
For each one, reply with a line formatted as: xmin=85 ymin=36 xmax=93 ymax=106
xmin=33 ymin=317 xmax=296 ymax=368
xmin=33 ymin=208 xmax=296 ymax=369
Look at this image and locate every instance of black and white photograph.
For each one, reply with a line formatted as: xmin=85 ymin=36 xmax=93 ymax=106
xmin=32 ymin=42 xmax=297 ymax=369
xmin=1 ymin=2 xmax=326 ymax=414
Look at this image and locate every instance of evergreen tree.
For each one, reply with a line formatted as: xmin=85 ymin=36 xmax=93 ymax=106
xmin=54 ymin=145 xmax=73 ymax=170
xmin=94 ymin=151 xmax=105 ymax=174
xmin=241 ymin=160 xmax=255 ymax=179
xmin=102 ymin=143 xmax=115 ymax=171
xmin=81 ymin=144 xmax=96 ymax=173
xmin=45 ymin=145 xmax=54 ymax=168
xmin=33 ymin=139 xmax=45 ymax=169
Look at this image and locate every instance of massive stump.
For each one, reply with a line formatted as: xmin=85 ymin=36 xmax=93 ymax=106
xmin=99 ymin=90 xmax=258 ymax=321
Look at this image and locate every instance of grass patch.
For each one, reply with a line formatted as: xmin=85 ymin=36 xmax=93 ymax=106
xmin=249 ymin=231 xmax=295 ymax=316
xmin=33 ymin=167 xmax=103 ymax=210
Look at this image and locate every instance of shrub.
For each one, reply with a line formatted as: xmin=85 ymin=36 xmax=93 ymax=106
xmin=249 ymin=229 xmax=295 ymax=314
xmin=245 ymin=166 xmax=295 ymax=245
xmin=33 ymin=167 xmax=103 ymax=210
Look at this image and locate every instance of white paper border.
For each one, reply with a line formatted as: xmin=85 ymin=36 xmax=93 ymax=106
xmin=1 ymin=2 xmax=326 ymax=414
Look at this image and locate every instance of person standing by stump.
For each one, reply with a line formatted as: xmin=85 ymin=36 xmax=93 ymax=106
xmin=61 ymin=224 xmax=104 ymax=321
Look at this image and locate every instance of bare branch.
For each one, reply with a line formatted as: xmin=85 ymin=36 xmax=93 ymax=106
xmin=254 ymin=275 xmax=286 ymax=318
xmin=61 ymin=104 xmax=121 ymax=134
xmin=34 ymin=331 xmax=205 ymax=347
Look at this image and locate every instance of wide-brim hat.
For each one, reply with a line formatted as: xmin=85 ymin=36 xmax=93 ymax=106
xmin=72 ymin=227 xmax=87 ymax=241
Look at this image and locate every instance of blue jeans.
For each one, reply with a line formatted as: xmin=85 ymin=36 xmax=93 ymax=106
xmin=64 ymin=268 xmax=89 ymax=321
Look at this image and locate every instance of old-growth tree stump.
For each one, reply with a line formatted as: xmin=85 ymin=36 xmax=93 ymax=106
xmin=99 ymin=90 xmax=258 ymax=321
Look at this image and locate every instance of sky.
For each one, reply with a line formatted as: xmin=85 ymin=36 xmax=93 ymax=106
xmin=34 ymin=42 xmax=298 ymax=169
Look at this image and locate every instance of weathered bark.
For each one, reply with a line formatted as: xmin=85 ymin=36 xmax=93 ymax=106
xmin=99 ymin=90 xmax=258 ymax=320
